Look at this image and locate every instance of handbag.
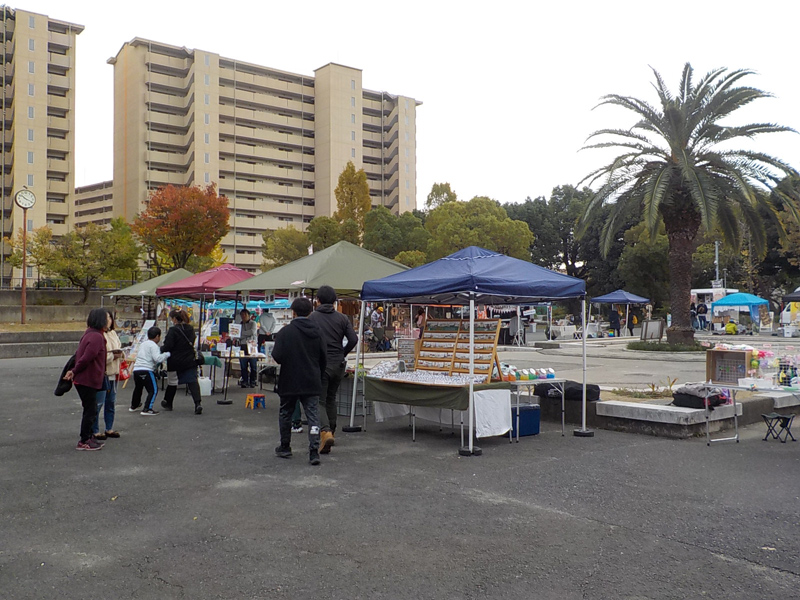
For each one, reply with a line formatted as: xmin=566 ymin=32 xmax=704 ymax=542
xmin=118 ymin=359 xmax=131 ymax=381
xmin=176 ymin=325 xmax=205 ymax=366
xmin=55 ymin=353 xmax=76 ymax=396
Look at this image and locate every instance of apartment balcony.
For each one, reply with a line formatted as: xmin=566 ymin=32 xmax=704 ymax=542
xmin=48 ymin=53 xmax=72 ymax=69
xmin=47 ymin=158 xmax=69 ymax=174
xmin=146 ymin=111 xmax=189 ymax=129
xmin=146 ymin=149 xmax=190 ymax=168
xmin=46 ymin=202 xmax=69 ymax=217
xmin=219 ymin=130 xmax=312 ymax=154
xmin=47 ymin=180 xmax=69 ymax=194
xmin=145 ymin=170 xmax=189 ymax=186
xmin=47 ymin=73 xmax=71 ymax=91
xmin=220 ymin=70 xmax=313 ymax=100
xmin=48 ymin=31 xmax=73 ymax=48
xmin=146 ymin=70 xmax=190 ymax=90
xmin=147 ymin=129 xmax=193 ymax=148
xmin=218 ymin=104 xmax=309 ymax=131
xmin=47 ymin=115 xmax=69 ymax=131
xmin=219 ymin=161 xmax=307 ymax=183
xmin=47 ymin=94 xmax=70 ymax=111
xmin=227 ymin=179 xmax=308 ymax=200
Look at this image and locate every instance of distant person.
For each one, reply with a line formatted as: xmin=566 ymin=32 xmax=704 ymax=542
xmin=64 ymin=308 xmax=117 ymax=451
xmin=309 ymin=285 xmax=358 ymax=454
xmin=627 ymin=312 xmax=637 ymax=337
xmin=697 ymin=303 xmax=708 ymax=331
xmin=130 ymin=326 xmax=170 ymax=415
xmin=272 ymin=297 xmax=326 ymax=465
xmin=94 ymin=309 xmax=123 ymax=440
xmin=608 ymin=309 xmax=621 ymax=337
xmin=690 ymin=302 xmax=699 ymax=330
xmin=258 ymin=308 xmax=276 ymax=349
xmin=370 ymin=306 xmax=384 ymax=329
xmin=237 ymin=309 xmax=259 ymax=388
xmin=415 ymin=308 xmax=426 ymax=338
xmin=161 ymin=309 xmax=204 ymax=414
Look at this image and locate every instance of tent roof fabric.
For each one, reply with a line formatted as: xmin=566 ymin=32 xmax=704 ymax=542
xmin=782 ymin=291 xmax=800 ymax=303
xmin=156 ymin=264 xmax=253 ymax=299
xmin=592 ymin=290 xmax=649 ymax=305
xmin=711 ymin=292 xmax=769 ymax=309
xmin=361 ymin=246 xmax=585 ymax=305
xmin=220 ymin=241 xmax=408 ymax=298
xmin=107 ymin=269 xmax=194 ymax=298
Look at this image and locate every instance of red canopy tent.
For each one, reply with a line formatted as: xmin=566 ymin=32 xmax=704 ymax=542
xmin=156 ymin=264 xmax=254 ymax=299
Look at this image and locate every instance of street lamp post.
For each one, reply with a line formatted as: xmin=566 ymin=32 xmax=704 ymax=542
xmin=14 ymin=189 xmax=36 ymax=325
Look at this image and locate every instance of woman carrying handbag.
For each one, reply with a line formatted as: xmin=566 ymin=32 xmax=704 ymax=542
xmin=160 ymin=308 xmax=204 ymax=415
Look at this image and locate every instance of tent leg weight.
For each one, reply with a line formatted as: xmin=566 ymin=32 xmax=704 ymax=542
xmin=573 ymin=428 xmax=595 ymax=437
xmin=341 ymin=426 xmax=362 ymax=433
xmin=458 ymin=446 xmax=482 ymax=456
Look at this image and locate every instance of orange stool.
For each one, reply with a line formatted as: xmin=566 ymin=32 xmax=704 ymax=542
xmin=245 ymin=394 xmax=266 ymax=409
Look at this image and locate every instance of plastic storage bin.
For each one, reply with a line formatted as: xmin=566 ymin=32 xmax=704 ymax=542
xmin=511 ymin=403 xmax=540 ymax=437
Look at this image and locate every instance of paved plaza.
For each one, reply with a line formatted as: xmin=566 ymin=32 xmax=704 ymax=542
xmin=1 ymin=354 xmax=799 ymax=599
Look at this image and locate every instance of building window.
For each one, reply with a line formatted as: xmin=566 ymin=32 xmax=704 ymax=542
xmin=405 ymin=180 xmax=409 ymax=189
xmin=351 ymin=114 xmax=355 ymax=124
xmin=351 ymin=148 xmax=355 ymax=158
xmin=351 ymin=131 xmax=355 ymax=141
xmin=404 ymin=148 xmax=409 ymax=158
xmin=204 ymin=172 xmax=210 ymax=183
xmin=27 ymin=174 xmax=34 ymax=186
xmin=27 ymin=129 xmax=34 ymax=142
xmin=351 ymin=97 xmax=355 ymax=107
xmin=27 ymin=266 xmax=33 ymax=278
xmin=28 ymin=39 xmax=35 ymax=51
xmin=405 ymin=132 xmax=409 ymax=141
xmin=204 ymin=74 xmax=210 ymax=86
xmin=27 ymin=151 xmax=34 ymax=164
xmin=204 ymin=133 xmax=210 ymax=144
xmin=405 ymin=99 xmax=409 ymax=109
xmin=204 ymin=94 xmax=209 ymax=105
xmin=28 ymin=106 xmax=34 ymax=118
xmin=406 ymin=195 xmax=410 ymax=205
xmin=204 ymin=153 xmax=210 ymax=164
xmin=28 ymin=83 xmax=35 ymax=96
xmin=351 ymin=79 xmax=355 ymax=90
xmin=405 ymin=164 xmax=409 ymax=173
xmin=28 ymin=61 xmax=35 ymax=74
xmin=27 ymin=219 xmax=33 ymax=231
xmin=204 ymin=113 xmax=210 ymax=125
xmin=28 ymin=15 xmax=35 ymax=28
xmin=204 ymin=54 xmax=210 ymax=66
xmin=405 ymin=116 xmax=409 ymax=126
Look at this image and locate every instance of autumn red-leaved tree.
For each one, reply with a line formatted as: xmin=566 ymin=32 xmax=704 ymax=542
xmin=132 ymin=184 xmax=230 ymax=272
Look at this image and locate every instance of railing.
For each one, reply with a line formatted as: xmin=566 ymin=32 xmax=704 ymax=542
xmin=0 ymin=278 xmax=134 ymax=291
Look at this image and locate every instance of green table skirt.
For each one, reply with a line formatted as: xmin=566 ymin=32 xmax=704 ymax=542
xmin=365 ymin=377 xmax=510 ymax=411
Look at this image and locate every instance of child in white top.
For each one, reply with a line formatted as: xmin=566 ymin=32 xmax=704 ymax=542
xmin=130 ymin=327 xmax=170 ymax=415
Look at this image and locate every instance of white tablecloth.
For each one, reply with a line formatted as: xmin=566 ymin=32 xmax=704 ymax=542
xmin=374 ymin=389 xmax=511 ymax=438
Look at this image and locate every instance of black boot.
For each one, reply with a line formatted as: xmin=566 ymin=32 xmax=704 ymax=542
xmin=162 ymin=385 xmax=176 ymax=411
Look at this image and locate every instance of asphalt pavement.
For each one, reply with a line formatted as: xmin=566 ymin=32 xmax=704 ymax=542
xmin=1 ymin=355 xmax=799 ymax=599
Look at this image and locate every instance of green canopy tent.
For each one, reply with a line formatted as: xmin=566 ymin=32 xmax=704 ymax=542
xmin=104 ymin=269 xmax=194 ymax=321
xmin=220 ymin=241 xmax=408 ymax=298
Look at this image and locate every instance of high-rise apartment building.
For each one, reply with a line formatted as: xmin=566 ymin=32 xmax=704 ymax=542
xmin=108 ymin=38 xmax=419 ymax=271
xmin=0 ymin=7 xmax=82 ymax=285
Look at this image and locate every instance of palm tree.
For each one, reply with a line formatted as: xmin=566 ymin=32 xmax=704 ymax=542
xmin=581 ymin=63 xmax=799 ymax=344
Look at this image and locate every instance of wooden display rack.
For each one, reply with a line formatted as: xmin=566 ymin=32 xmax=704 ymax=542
xmin=415 ymin=319 xmax=502 ymax=381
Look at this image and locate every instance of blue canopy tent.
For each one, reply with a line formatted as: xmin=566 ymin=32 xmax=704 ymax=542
xmin=711 ymin=292 xmax=769 ymax=328
xmin=591 ymin=290 xmax=650 ymax=337
xmin=360 ymin=246 xmax=591 ymax=453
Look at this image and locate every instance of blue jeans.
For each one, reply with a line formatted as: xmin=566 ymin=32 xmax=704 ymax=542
xmin=93 ymin=376 xmax=116 ymax=434
xmin=239 ymin=356 xmax=258 ymax=384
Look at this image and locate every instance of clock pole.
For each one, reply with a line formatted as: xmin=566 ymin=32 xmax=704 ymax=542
xmin=20 ymin=205 xmax=27 ymax=324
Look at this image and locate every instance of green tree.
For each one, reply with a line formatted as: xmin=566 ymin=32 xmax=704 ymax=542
xmin=339 ymin=218 xmax=361 ymax=246
xmin=394 ymin=250 xmax=428 ymax=267
xmin=363 ymin=206 xmax=405 ymax=258
xmin=425 ymin=182 xmax=457 ymax=210
xmin=334 ymin=161 xmax=371 ymax=239
xmin=262 ymin=226 xmax=309 ymax=270
xmin=132 ymin=184 xmax=230 ymax=273
xmin=426 ymin=197 xmax=534 ymax=260
xmin=8 ymin=222 xmax=140 ymax=303
xmin=581 ymin=64 xmax=798 ymax=344
xmin=616 ymin=223 xmax=671 ymax=311
xmin=306 ymin=216 xmax=342 ymax=251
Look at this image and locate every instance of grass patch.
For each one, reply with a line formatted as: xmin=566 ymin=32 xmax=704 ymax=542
xmin=627 ymin=341 xmax=705 ymax=352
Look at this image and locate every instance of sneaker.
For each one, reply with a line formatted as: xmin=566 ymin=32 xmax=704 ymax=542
xmin=160 ymin=401 xmax=173 ymax=411
xmin=309 ymin=450 xmax=321 ymax=466
xmin=291 ymin=426 xmax=303 ymax=434
xmin=94 ymin=432 xmax=107 ymax=441
xmin=87 ymin=437 xmax=104 ymax=450
xmin=76 ymin=440 xmax=101 ymax=451
xmin=128 ymin=404 xmax=142 ymax=412
xmin=275 ymin=445 xmax=292 ymax=458
xmin=195 ymin=405 xmax=203 ymax=415
xmin=104 ymin=430 xmax=120 ymax=438
xmin=140 ymin=409 xmax=159 ymax=416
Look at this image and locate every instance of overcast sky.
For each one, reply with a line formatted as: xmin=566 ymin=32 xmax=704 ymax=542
xmin=18 ymin=0 xmax=800 ymax=209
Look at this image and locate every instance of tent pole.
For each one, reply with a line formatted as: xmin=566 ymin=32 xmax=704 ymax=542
xmin=574 ymin=296 xmax=594 ymax=437
xmin=343 ymin=300 xmax=367 ymax=433
xmin=625 ymin=305 xmax=630 ymax=336
xmin=459 ymin=294 xmax=481 ymax=456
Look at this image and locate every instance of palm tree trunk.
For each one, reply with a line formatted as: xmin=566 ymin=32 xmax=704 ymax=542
xmin=663 ymin=206 xmax=700 ymax=345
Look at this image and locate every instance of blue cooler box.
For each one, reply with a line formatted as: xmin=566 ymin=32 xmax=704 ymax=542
xmin=511 ymin=403 xmax=540 ymax=437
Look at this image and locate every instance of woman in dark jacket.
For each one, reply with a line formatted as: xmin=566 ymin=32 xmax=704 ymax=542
xmin=64 ymin=308 xmax=114 ymax=450
xmin=160 ymin=308 xmax=203 ymax=414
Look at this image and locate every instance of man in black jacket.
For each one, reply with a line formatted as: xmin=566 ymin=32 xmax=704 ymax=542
xmin=271 ymin=297 xmax=327 ymax=465
xmin=309 ymin=285 xmax=358 ymax=454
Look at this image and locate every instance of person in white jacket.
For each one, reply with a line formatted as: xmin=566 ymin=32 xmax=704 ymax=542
xmin=129 ymin=327 xmax=170 ymax=415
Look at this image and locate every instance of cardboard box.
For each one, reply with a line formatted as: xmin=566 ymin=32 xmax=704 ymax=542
xmin=706 ymin=349 xmax=752 ymax=384
xmin=511 ymin=403 xmax=540 ymax=437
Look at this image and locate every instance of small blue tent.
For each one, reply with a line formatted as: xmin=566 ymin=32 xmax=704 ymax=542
xmin=592 ymin=290 xmax=649 ymax=305
xmin=361 ymin=246 xmax=585 ymax=304
xmin=712 ymin=292 xmax=769 ymax=324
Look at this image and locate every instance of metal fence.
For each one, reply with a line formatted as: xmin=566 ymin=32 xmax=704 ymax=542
xmin=1 ymin=278 xmax=132 ymax=291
